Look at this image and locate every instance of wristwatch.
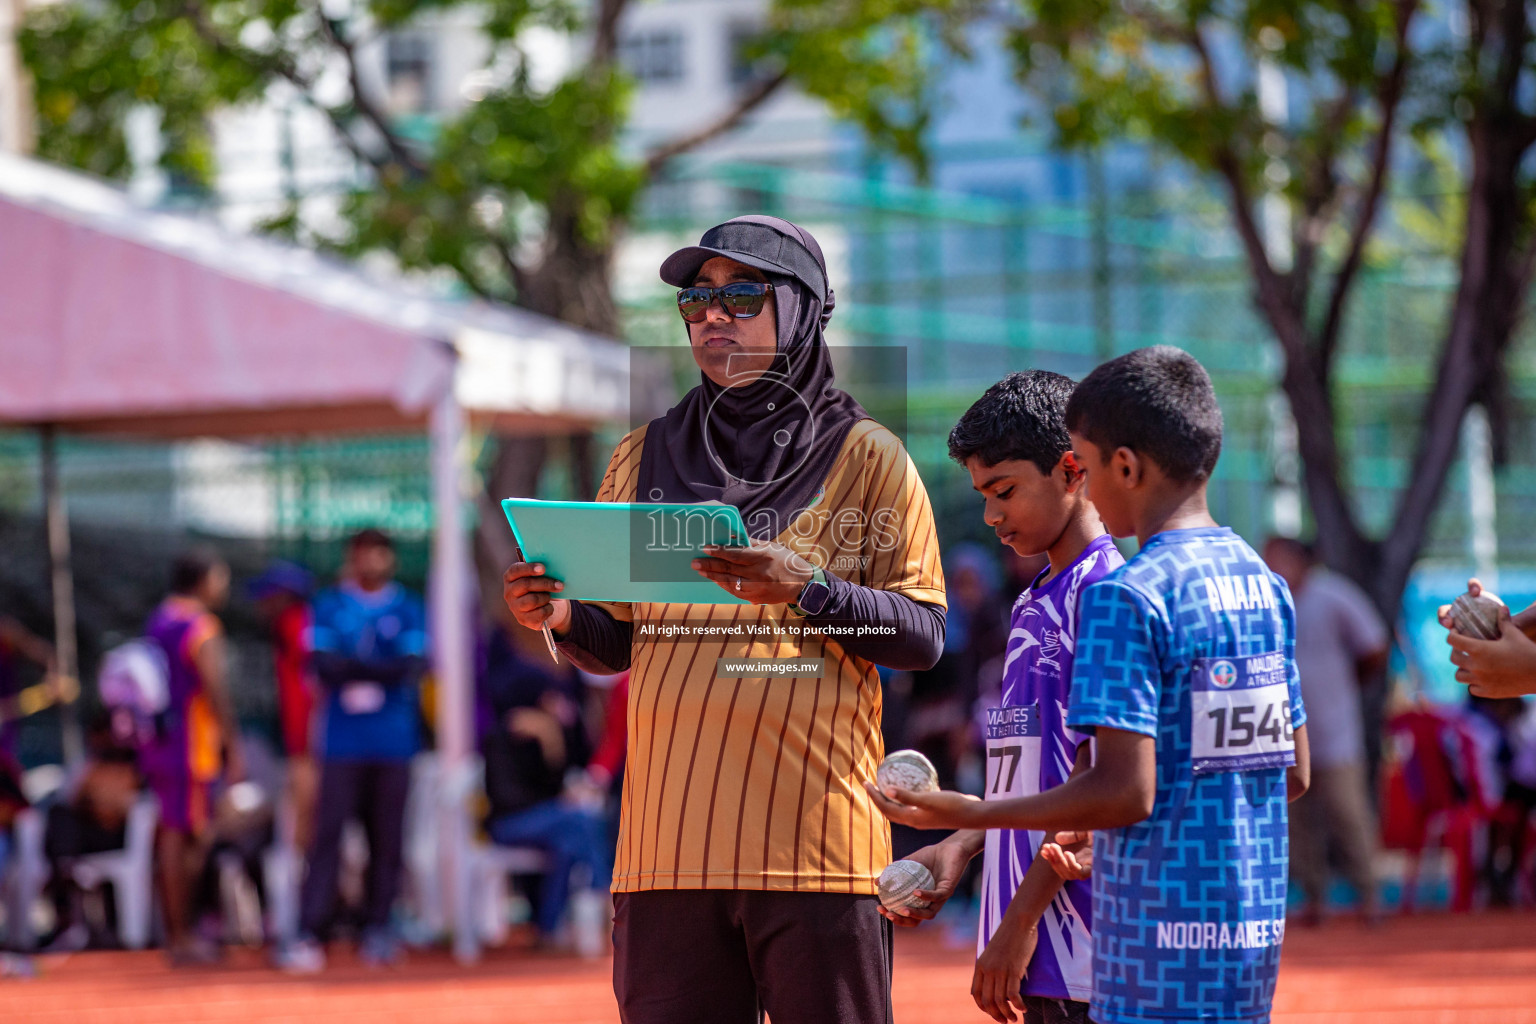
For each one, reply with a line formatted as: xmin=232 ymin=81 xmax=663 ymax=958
xmin=790 ymin=566 xmax=832 ymax=617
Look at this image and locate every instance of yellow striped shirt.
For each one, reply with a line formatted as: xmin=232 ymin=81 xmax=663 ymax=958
xmin=582 ymin=418 xmax=946 ymax=893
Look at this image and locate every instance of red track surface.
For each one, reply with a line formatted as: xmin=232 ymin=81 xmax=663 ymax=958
xmin=7 ymin=911 xmax=1535 ymax=1023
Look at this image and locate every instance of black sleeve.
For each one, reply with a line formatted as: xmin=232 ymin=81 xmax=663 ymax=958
xmin=552 ymin=600 xmax=633 ymax=675
xmin=803 ymin=571 xmax=947 ymax=671
xmin=311 ymin=651 xmax=426 ymax=689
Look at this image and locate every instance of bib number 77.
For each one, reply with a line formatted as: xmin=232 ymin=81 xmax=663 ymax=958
xmin=987 ymin=745 xmax=1023 ymax=796
xmin=983 ymin=703 xmax=1042 ymax=800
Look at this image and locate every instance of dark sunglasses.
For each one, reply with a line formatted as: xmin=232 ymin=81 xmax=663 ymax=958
xmin=676 ymin=282 xmax=774 ymax=323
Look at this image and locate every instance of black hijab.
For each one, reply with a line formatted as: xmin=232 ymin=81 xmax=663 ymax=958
xmin=637 ymin=216 xmax=869 ymax=541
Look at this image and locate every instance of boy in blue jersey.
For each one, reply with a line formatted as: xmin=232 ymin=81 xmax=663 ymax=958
xmin=886 ymin=370 xmax=1121 ymax=1024
xmin=277 ymin=528 xmax=427 ymax=974
xmin=871 ymin=347 xmax=1311 ymax=1024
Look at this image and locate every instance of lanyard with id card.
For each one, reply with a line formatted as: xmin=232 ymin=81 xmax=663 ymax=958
xmin=1191 ymin=651 xmax=1295 ymax=774
xmin=984 ymin=703 xmax=1043 ymax=800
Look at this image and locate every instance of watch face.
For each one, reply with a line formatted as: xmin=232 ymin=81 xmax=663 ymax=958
xmin=801 ymin=579 xmax=831 ymax=615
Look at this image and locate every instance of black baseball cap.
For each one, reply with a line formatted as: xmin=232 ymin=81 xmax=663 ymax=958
xmin=660 ymin=215 xmax=829 ymax=299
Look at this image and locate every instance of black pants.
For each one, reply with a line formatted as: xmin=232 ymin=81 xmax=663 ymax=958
xmin=299 ymin=759 xmax=410 ymax=938
xmin=613 ymin=889 xmax=893 ymax=1024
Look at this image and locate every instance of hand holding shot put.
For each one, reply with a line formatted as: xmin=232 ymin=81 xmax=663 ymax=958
xmin=864 ymin=747 xmax=985 ymax=830
xmin=874 ymin=837 xmax=974 ymax=926
xmin=864 ymin=780 xmax=985 ymax=831
xmin=1439 ymin=577 xmax=1536 ymax=699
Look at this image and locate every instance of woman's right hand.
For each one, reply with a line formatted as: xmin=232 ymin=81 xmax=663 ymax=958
xmin=502 ymin=561 xmax=571 ymax=634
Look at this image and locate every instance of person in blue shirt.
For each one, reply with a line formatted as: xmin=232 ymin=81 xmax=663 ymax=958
xmin=277 ymin=528 xmax=427 ymax=973
xmin=870 ymin=346 xmax=1311 ymax=1024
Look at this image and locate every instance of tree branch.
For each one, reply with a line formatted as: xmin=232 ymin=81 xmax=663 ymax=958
xmin=641 ymin=69 xmax=790 ymax=177
xmin=316 ymin=13 xmax=427 ymax=177
xmin=1287 ymin=90 xmax=1355 ymax=313
xmin=590 ymin=0 xmax=630 ymax=66
xmin=179 ymin=0 xmax=385 ymax=173
xmin=1316 ymin=0 xmax=1415 ymax=374
xmin=1189 ymin=27 xmax=1291 ymax=320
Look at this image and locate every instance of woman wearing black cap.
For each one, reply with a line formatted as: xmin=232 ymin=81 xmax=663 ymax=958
xmin=504 ymin=216 xmax=947 ymax=1023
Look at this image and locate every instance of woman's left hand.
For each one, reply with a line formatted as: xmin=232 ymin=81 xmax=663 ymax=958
xmin=692 ymin=540 xmax=814 ymax=605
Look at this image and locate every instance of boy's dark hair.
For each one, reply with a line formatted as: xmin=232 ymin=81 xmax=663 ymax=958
xmin=947 ymin=370 xmax=1078 ymax=475
xmin=1064 ymin=346 xmax=1223 ymax=482
xmin=170 ymin=545 xmax=226 ymax=595
xmin=349 ymin=527 xmax=394 ymax=551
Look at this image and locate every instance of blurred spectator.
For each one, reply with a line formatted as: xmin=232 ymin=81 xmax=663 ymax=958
xmin=1464 ymin=696 xmax=1536 ymax=906
xmin=0 ymin=616 xmax=57 ymax=759
xmin=278 ymin=529 xmax=426 ymax=973
xmin=142 ymin=547 xmax=244 ymax=965
xmin=1264 ymin=537 xmax=1388 ymax=924
xmin=481 ymin=614 xmax=611 ymax=946
xmin=584 ymin=670 xmax=628 ymax=810
xmin=1380 ymin=704 xmax=1495 ymax=912
xmin=0 ymin=748 xmax=30 ymax=974
xmin=250 ymin=562 xmax=318 ymax=851
xmin=195 ymin=737 xmax=282 ymax=947
xmin=39 ymin=717 xmax=141 ymax=952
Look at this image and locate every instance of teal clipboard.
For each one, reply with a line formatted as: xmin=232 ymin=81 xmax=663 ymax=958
xmin=501 ymin=498 xmax=753 ymax=605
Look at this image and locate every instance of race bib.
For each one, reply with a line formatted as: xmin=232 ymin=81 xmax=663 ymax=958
xmin=339 ymin=682 xmax=386 ymax=715
xmin=1191 ymin=652 xmax=1295 ymax=774
xmin=983 ymin=703 xmax=1042 ymax=800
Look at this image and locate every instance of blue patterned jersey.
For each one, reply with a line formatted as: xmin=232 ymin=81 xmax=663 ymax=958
xmin=1067 ymin=527 xmax=1306 ymax=1024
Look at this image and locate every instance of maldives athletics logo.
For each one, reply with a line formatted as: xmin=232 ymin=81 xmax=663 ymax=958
xmin=1208 ymin=660 xmax=1239 ymax=690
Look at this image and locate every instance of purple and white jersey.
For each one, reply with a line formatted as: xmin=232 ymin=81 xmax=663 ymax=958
xmin=979 ymin=534 xmax=1122 ymax=1002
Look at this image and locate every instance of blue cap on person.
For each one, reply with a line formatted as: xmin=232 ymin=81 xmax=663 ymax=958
xmin=248 ymin=560 xmax=313 ymax=601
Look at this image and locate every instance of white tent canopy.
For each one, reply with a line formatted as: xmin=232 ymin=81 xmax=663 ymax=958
xmin=0 ymin=152 xmax=632 ymax=960
xmin=0 ymin=154 xmax=628 ymax=435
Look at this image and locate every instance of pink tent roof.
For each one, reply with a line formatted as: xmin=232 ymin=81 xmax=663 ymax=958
xmin=0 ymin=154 xmax=629 ymax=438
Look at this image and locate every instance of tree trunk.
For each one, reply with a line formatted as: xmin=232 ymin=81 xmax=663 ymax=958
xmin=1252 ymin=115 xmax=1533 ymax=627
xmin=473 ymin=434 xmax=548 ymax=623
xmin=472 ymin=201 xmax=623 ymax=620
xmin=1370 ymin=107 xmax=1532 ymax=619
xmin=519 ymin=199 xmax=623 ymax=334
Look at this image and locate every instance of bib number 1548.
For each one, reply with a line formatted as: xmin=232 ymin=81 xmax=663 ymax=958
xmin=1205 ymin=699 xmax=1293 ymax=750
xmin=1191 ymin=653 xmax=1296 ymax=774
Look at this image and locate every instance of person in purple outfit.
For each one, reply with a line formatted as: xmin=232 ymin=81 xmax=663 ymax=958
xmin=142 ymin=547 xmax=244 ymax=965
xmin=889 ymin=371 xmax=1120 ymax=1024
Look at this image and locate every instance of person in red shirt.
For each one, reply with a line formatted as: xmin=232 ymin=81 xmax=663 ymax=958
xmin=250 ymin=562 xmax=317 ymax=850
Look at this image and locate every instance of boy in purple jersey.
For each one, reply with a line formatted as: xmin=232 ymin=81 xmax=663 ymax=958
xmin=873 ymin=348 xmax=1312 ymax=1024
xmin=885 ymin=371 xmax=1120 ymax=1024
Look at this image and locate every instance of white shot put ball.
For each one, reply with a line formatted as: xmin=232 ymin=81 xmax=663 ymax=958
xmin=1451 ymin=590 xmax=1506 ymax=641
xmin=876 ymin=749 xmax=939 ymax=794
xmin=878 ymin=860 xmax=935 ymax=912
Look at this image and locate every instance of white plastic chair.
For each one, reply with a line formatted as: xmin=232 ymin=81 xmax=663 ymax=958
xmin=261 ymin=792 xmax=302 ymax=945
xmin=68 ymin=793 xmax=159 ymax=950
xmin=470 ymin=842 xmax=549 ymax=945
xmin=403 ymin=752 xmax=445 ymax=936
xmin=3 ymin=806 xmax=48 ymax=949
